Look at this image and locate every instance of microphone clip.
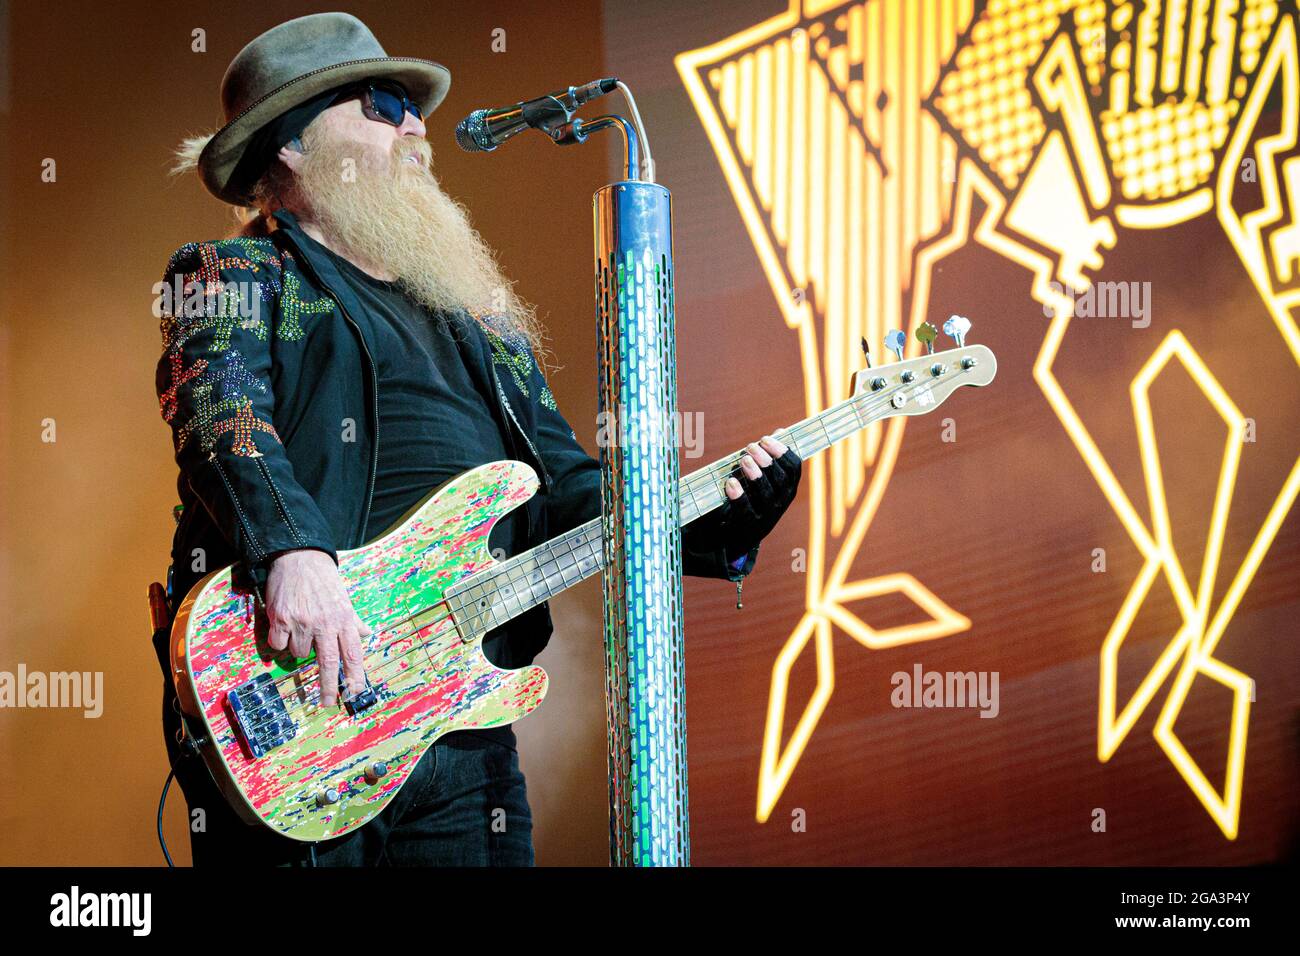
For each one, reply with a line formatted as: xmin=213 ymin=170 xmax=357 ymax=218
xmin=520 ymin=95 xmax=575 ymax=137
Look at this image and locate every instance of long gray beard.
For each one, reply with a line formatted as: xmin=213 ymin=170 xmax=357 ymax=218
xmin=295 ymin=130 xmax=542 ymax=349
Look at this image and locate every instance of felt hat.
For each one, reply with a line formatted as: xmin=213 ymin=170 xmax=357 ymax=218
xmin=197 ymin=12 xmax=450 ymax=204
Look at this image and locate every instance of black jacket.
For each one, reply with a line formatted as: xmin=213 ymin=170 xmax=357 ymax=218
xmin=154 ymin=208 xmax=757 ymax=667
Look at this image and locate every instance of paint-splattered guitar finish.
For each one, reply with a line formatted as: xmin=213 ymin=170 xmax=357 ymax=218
xmin=170 ymin=460 xmax=553 ymax=843
xmin=169 ymin=344 xmax=996 ymax=842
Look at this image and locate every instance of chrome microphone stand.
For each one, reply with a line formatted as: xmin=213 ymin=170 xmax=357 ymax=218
xmin=557 ymin=88 xmax=687 ymax=867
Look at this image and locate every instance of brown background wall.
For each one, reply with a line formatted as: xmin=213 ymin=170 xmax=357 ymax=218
xmin=0 ymin=0 xmax=1296 ymax=866
xmin=0 ymin=0 xmax=616 ymax=866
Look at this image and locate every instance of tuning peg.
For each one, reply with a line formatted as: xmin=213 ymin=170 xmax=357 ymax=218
xmin=943 ymin=314 xmax=971 ymax=347
xmin=885 ymin=329 xmax=906 ymax=361
xmin=860 ymin=336 xmax=873 ymax=368
xmin=915 ymin=321 xmax=938 ymax=354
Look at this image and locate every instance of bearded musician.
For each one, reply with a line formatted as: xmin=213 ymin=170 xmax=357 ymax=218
xmin=154 ymin=12 xmax=802 ymax=866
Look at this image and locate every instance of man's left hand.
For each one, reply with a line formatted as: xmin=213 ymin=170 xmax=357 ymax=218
xmin=721 ymin=435 xmax=802 ymax=558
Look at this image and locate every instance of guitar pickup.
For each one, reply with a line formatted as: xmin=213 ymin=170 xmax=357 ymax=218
xmin=340 ymin=668 xmax=380 ymax=716
xmin=228 ymin=673 xmax=298 ymax=759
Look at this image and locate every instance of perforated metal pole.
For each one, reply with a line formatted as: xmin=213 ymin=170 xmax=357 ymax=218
xmin=594 ymin=178 xmax=688 ymax=867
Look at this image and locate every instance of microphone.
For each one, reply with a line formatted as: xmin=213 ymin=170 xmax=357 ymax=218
xmin=454 ymin=78 xmax=620 ymax=152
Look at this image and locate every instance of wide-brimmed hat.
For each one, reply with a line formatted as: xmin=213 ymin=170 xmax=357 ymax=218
xmin=197 ymin=12 xmax=450 ymax=205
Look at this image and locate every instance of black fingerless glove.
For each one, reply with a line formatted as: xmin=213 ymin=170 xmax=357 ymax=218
xmin=686 ymin=447 xmax=806 ymax=574
xmin=718 ymin=447 xmax=803 ymax=561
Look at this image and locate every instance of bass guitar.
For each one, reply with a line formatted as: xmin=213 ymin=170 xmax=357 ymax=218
xmin=169 ymin=340 xmax=997 ymax=840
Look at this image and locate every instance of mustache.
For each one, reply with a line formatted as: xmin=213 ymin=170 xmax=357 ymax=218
xmin=320 ymin=134 xmax=432 ymax=180
xmin=390 ymin=136 xmax=432 ymax=172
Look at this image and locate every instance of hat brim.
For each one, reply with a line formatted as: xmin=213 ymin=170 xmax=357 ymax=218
xmin=198 ymin=56 xmax=451 ymax=205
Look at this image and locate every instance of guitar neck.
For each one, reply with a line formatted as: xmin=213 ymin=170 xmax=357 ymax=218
xmin=678 ymin=387 xmax=875 ymax=524
xmin=446 ymin=383 xmax=894 ymax=634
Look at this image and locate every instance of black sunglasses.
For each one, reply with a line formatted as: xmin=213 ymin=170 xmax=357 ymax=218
xmin=336 ymin=79 xmax=424 ymax=127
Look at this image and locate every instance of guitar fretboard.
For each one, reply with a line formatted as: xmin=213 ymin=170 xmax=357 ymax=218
xmin=445 ymin=378 xmax=906 ymax=634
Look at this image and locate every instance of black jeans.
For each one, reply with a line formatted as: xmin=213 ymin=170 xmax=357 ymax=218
xmin=161 ymin=677 xmax=534 ymax=867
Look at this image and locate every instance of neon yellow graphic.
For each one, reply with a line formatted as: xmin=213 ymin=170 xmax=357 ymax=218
xmin=678 ymin=0 xmax=979 ymax=823
xmin=680 ymin=0 xmax=1298 ymax=838
xmin=921 ymin=1 xmax=1299 ymax=839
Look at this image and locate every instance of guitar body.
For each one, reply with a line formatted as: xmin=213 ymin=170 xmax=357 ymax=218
xmin=169 ymin=459 xmax=548 ymax=843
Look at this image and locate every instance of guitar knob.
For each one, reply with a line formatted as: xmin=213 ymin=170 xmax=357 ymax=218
xmin=943 ymin=314 xmax=971 ymax=347
xmin=885 ymin=329 xmax=906 ymax=361
xmin=316 ymin=787 xmax=341 ymax=807
xmin=364 ymin=762 xmax=389 ymax=784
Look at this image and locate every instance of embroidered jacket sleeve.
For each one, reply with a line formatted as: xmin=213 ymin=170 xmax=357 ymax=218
xmin=486 ymin=327 xmax=759 ymax=582
xmin=155 ymin=240 xmax=338 ymax=587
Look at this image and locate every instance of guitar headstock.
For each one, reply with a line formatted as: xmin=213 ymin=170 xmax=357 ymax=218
xmin=701 ymin=320 xmax=997 ymax=517
xmin=850 ymin=319 xmax=997 ymax=417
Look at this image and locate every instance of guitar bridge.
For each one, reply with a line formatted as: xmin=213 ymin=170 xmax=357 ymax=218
xmin=227 ymin=673 xmax=299 ymax=758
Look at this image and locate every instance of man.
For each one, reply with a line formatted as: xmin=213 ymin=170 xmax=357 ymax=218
xmin=154 ymin=13 xmax=801 ymax=866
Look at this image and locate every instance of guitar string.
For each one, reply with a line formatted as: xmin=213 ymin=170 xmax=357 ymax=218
xmin=262 ymin=364 xmax=925 ymax=699
xmin=256 ymin=372 xmax=948 ymax=716
xmin=256 ymin=374 xmax=946 ymax=716
xmin=247 ymin=373 xmax=958 ymax=715
xmin=248 ymin=382 xmax=915 ymax=717
xmin=443 ymin=366 xmax=974 ymax=642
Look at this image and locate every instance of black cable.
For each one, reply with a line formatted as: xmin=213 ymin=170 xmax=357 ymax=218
xmin=156 ymin=762 xmax=178 ymax=868
xmin=158 ymin=724 xmax=206 ymax=867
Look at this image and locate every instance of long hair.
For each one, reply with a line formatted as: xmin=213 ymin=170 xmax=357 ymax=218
xmin=169 ymin=132 xmax=280 ymax=239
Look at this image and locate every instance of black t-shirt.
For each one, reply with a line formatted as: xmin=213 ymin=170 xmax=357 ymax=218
xmin=302 ymin=234 xmax=519 ymax=750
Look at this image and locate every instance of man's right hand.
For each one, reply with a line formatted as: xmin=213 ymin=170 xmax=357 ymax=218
xmin=265 ymin=549 xmax=373 ymax=708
